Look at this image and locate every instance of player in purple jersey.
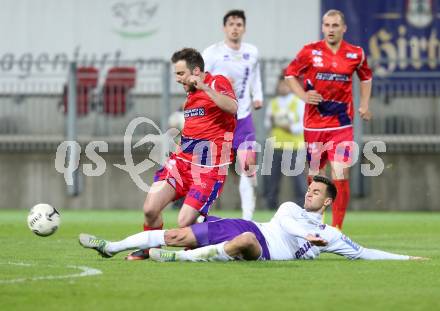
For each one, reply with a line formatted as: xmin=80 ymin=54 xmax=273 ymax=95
xmin=79 ymin=176 xmax=425 ymax=262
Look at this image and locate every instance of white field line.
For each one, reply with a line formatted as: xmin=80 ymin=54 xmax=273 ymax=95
xmin=0 ymin=262 xmax=102 ymax=284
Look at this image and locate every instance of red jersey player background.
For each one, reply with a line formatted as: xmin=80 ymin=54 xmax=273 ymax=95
xmin=285 ymin=9 xmax=372 ymax=229
xmin=127 ymin=48 xmax=237 ymax=260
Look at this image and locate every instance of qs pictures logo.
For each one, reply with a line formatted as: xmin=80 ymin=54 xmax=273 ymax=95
xmin=112 ymin=1 xmax=159 ymax=39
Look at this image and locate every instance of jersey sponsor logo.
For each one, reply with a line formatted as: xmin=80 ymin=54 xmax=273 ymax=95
xmin=346 ymin=52 xmax=358 ymax=59
xmin=295 ymin=241 xmax=313 ymax=259
xmin=316 ymin=72 xmax=350 ymax=81
xmin=312 ymin=49 xmax=323 ymax=56
xmin=312 ymin=56 xmax=324 ymax=67
xmin=184 ymin=108 xmax=205 ymax=118
xmin=341 ymin=234 xmax=360 ymax=251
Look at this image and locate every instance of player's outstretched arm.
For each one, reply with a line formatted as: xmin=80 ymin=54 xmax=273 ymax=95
xmin=322 ymin=229 xmax=427 ymax=260
xmin=357 ymin=248 xmax=428 ymax=260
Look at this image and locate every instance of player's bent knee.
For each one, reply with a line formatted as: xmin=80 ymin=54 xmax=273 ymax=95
xmin=164 ymin=228 xmax=195 ymax=247
xmin=143 ymin=208 xmax=159 ymax=221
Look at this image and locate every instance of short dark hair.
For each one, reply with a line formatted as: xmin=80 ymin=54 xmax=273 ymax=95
xmin=312 ymin=175 xmax=337 ymax=201
xmin=223 ymin=10 xmax=246 ymax=26
xmin=171 ymin=48 xmax=204 ymax=72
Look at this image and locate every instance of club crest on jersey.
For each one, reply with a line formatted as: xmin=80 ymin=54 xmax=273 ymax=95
xmin=243 ymin=53 xmax=250 ymax=60
xmin=312 ymin=56 xmax=324 ymax=67
xmin=346 ymin=52 xmax=358 ymax=59
xmin=312 ymin=49 xmax=322 ymax=56
xmin=184 ymin=108 xmax=205 ymax=118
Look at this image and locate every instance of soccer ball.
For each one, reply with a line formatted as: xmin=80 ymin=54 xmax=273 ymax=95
xmin=27 ymin=203 xmax=61 ymax=237
xmin=168 ymin=110 xmax=185 ymax=131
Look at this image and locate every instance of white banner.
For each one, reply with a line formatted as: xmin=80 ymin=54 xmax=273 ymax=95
xmin=0 ymin=0 xmax=319 ymax=79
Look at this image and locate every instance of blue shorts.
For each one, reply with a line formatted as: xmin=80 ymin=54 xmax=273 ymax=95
xmin=190 ymin=217 xmax=271 ymax=260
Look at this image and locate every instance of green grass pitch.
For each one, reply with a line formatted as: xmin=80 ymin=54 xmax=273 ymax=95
xmin=1 ymin=209 xmax=439 ymax=311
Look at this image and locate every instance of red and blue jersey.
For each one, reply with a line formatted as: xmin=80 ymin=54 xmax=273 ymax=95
xmin=285 ymin=40 xmax=372 ymax=130
xmin=178 ymin=72 xmax=237 ymax=166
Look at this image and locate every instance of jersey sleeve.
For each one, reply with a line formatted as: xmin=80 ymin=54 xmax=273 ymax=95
xmin=285 ymin=47 xmax=310 ymax=78
xmin=356 ymin=248 xmax=409 ymax=260
xmin=211 ymin=75 xmax=237 ymax=100
xmin=273 ymin=202 xmax=316 ymax=239
xmin=320 ymin=230 xmax=364 ymax=259
xmin=250 ymin=58 xmax=263 ymax=102
xmin=321 ymin=230 xmax=409 ymax=260
xmin=356 ymin=48 xmax=373 ymax=81
xmin=202 ymin=47 xmax=215 ymax=73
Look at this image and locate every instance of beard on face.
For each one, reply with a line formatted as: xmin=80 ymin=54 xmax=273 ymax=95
xmin=187 ymin=83 xmax=197 ymax=92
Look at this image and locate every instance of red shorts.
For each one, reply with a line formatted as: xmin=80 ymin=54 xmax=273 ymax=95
xmin=304 ymin=127 xmax=355 ymax=170
xmin=154 ymin=154 xmax=227 ymax=215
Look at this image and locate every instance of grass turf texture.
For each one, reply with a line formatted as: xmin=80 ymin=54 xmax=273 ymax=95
xmin=1 ymin=209 xmax=439 ymax=311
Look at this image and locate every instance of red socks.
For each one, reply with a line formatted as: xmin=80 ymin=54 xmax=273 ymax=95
xmin=143 ymin=224 xmax=163 ymax=231
xmin=332 ymin=179 xmax=350 ymax=229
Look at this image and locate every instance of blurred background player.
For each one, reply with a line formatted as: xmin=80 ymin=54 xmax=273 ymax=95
xmin=126 ymin=48 xmax=237 ymax=260
xmin=80 ymin=176 xmax=424 ymax=262
xmin=202 ymin=10 xmax=263 ymax=220
xmin=264 ymin=73 xmax=306 ymax=209
xmin=284 ymin=9 xmax=372 ymax=229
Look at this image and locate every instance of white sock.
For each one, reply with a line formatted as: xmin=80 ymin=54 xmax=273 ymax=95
xmin=176 ymin=242 xmax=233 ymax=262
xmin=106 ymin=230 xmax=165 ymax=254
xmin=239 ymin=175 xmax=256 ymax=220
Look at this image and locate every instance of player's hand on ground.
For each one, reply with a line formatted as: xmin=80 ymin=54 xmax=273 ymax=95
xmin=305 ymin=90 xmax=323 ymax=105
xmin=358 ymin=106 xmax=372 ymax=120
xmin=305 ymin=234 xmax=328 ymax=246
xmin=253 ymin=100 xmax=263 ymax=110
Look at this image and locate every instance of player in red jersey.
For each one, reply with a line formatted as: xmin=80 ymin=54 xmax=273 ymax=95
xmin=285 ymin=9 xmax=372 ymax=229
xmin=127 ymin=48 xmax=237 ymax=260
